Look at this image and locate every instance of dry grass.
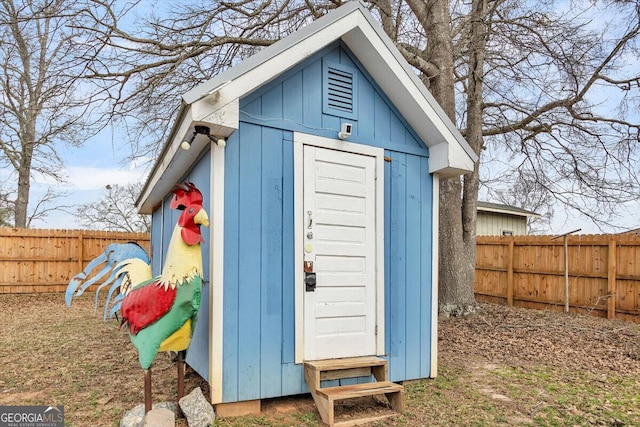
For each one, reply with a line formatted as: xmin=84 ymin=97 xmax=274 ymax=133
xmin=0 ymin=293 xmax=639 ymax=427
xmin=0 ymin=293 xmax=207 ymax=427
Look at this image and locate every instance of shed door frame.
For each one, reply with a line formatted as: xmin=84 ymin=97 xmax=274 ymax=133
xmin=294 ymin=132 xmax=385 ymax=363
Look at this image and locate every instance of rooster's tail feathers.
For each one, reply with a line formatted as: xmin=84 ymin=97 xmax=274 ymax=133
xmin=65 ymin=243 xmax=151 ymax=319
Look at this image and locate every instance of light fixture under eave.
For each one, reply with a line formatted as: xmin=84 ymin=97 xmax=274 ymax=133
xmin=181 ymin=132 xmax=197 ymax=150
xmin=181 ymin=125 xmax=226 ymax=150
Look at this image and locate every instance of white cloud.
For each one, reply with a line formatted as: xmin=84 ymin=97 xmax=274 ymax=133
xmin=62 ymin=164 xmax=147 ymax=191
xmin=27 ymin=161 xmax=149 ymax=229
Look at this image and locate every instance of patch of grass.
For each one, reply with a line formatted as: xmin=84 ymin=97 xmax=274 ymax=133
xmin=213 ymin=415 xmax=274 ymax=426
xmin=487 ymin=366 xmax=640 ymax=427
xmin=293 ymin=411 xmax=321 ymax=425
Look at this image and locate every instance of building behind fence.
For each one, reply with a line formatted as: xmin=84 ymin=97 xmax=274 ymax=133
xmin=475 ymin=234 xmax=640 ymax=323
xmin=0 ymin=228 xmax=150 ymax=293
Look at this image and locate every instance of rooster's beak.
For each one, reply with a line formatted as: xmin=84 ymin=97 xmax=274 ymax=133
xmin=194 ymin=208 xmax=209 ymax=227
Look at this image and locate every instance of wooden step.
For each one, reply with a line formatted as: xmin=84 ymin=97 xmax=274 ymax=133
xmin=317 ymin=381 xmax=404 ymax=400
xmin=304 ymin=357 xmax=404 ymax=427
xmin=305 ymin=356 xmax=389 ymax=386
xmin=305 ymin=356 xmax=388 ymax=371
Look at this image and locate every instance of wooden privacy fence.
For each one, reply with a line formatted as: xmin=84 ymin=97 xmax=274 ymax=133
xmin=0 ymin=228 xmax=150 ymax=293
xmin=475 ymin=234 xmax=640 ymax=323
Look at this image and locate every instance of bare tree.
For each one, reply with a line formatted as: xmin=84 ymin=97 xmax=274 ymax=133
xmin=75 ymin=183 xmax=150 ymax=232
xmin=0 ymin=187 xmax=12 ymax=227
xmin=26 ymin=186 xmax=75 ymax=228
xmin=477 ymin=1 xmax=640 ymax=230
xmin=486 ymin=171 xmax=554 ymax=234
xmin=75 ymin=0 xmax=344 ymax=159
xmin=79 ymin=0 xmax=640 ymax=314
xmin=0 ymin=0 xmax=106 ymax=227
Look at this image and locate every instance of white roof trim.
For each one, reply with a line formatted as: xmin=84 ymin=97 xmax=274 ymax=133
xmin=138 ymin=1 xmax=477 ymax=212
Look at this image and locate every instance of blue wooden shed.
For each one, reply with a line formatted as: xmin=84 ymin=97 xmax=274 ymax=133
xmin=137 ymin=1 xmax=476 ymax=422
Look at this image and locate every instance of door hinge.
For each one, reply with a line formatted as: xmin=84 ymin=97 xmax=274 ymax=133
xmin=375 ymin=324 xmax=378 ymax=335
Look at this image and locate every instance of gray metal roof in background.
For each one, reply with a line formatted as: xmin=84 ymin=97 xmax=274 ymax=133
xmin=477 ymin=201 xmax=541 ymax=218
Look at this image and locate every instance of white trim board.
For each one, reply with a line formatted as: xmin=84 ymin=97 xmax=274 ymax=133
xmin=430 ymin=174 xmax=440 ymax=377
xmin=209 ymin=143 xmax=225 ymax=404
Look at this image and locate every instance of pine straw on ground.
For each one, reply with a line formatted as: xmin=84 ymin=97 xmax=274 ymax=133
xmin=0 ymin=293 xmax=638 ymax=427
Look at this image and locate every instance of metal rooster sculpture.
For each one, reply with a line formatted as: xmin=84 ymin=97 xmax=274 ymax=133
xmin=66 ymin=182 xmax=209 ymax=413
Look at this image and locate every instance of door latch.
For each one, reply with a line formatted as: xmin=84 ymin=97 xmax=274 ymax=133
xmin=305 ymin=272 xmax=316 ymax=292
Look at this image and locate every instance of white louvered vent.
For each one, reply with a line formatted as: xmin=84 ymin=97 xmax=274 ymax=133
xmin=326 ymin=66 xmax=354 ymax=114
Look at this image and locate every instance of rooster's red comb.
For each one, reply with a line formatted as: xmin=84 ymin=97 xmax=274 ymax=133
xmin=170 ymin=182 xmax=203 ymax=210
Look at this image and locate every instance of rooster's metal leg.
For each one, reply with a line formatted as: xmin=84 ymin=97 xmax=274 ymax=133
xmin=144 ymin=369 xmax=152 ymax=413
xmin=177 ymin=350 xmax=186 ymax=401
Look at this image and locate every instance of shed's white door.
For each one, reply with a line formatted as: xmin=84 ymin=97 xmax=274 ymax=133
xmin=303 ymin=145 xmax=378 ymax=360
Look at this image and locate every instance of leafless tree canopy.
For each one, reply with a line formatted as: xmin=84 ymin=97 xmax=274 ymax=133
xmin=0 ymin=0 xmax=108 ymax=227
xmin=476 ymin=0 xmax=640 ymax=228
xmin=75 ymin=183 xmax=150 ymax=232
xmin=0 ymin=187 xmax=13 ymax=227
xmin=76 ymin=0 xmax=345 ymax=158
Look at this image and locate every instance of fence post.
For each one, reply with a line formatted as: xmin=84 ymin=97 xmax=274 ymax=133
xmin=607 ymin=239 xmax=617 ymax=320
xmin=551 ymin=229 xmax=581 ymax=314
xmin=507 ymin=239 xmax=514 ymax=306
xmin=563 ymin=235 xmax=569 ymax=313
xmin=77 ymin=232 xmax=84 ymax=273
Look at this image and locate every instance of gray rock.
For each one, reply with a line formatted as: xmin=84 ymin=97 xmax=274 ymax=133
xmin=142 ymin=408 xmax=175 ymax=427
xmin=120 ymin=401 xmax=178 ymax=427
xmin=179 ymin=387 xmax=215 ymax=427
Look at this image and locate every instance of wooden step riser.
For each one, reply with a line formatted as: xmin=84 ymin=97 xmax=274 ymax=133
xmin=307 ymin=358 xmax=389 ymax=384
xmin=320 ymin=367 xmax=371 ymax=381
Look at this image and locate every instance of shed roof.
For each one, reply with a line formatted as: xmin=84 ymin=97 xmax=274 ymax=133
xmin=477 ymin=201 xmax=541 ymax=218
xmin=138 ymin=1 xmax=477 ymax=213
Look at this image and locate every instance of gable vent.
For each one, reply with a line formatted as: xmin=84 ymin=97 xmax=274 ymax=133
xmin=327 ymin=67 xmax=354 ymax=113
xmin=323 ymin=60 xmax=358 ymax=119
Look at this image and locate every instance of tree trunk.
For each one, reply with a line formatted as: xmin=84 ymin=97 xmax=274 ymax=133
xmin=15 ymin=105 xmax=36 ymax=228
xmin=438 ymin=0 xmax=488 ymax=315
xmin=15 ymin=133 xmax=34 ymax=228
xmin=406 ymin=0 xmax=486 ymax=316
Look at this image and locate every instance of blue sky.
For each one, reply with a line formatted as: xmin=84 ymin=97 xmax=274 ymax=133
xmin=29 ymin=125 xmax=148 ymax=229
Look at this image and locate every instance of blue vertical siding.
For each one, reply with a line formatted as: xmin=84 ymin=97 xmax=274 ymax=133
xmin=149 ymin=149 xmax=212 ymax=380
xmin=388 ymin=152 xmax=407 ymax=380
xmin=280 ymin=132 xmax=305 ymax=395
xmin=214 ymin=41 xmax=435 ymax=402
xmin=236 ymin=123 xmax=262 ymax=401
xmin=150 ymin=206 xmax=163 ymax=276
xmin=404 ymin=155 xmax=425 ymax=380
xmin=259 ymin=126 xmax=284 ymax=398
xmin=419 ymin=156 xmax=433 ymax=378
xmin=384 ymin=152 xmax=433 ymax=382
xmin=222 ymin=123 xmax=305 ymax=402
xmin=184 ymin=154 xmax=212 ymax=380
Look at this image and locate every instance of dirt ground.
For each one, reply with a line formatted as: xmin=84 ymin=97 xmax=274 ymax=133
xmin=0 ymin=293 xmax=638 ymax=426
